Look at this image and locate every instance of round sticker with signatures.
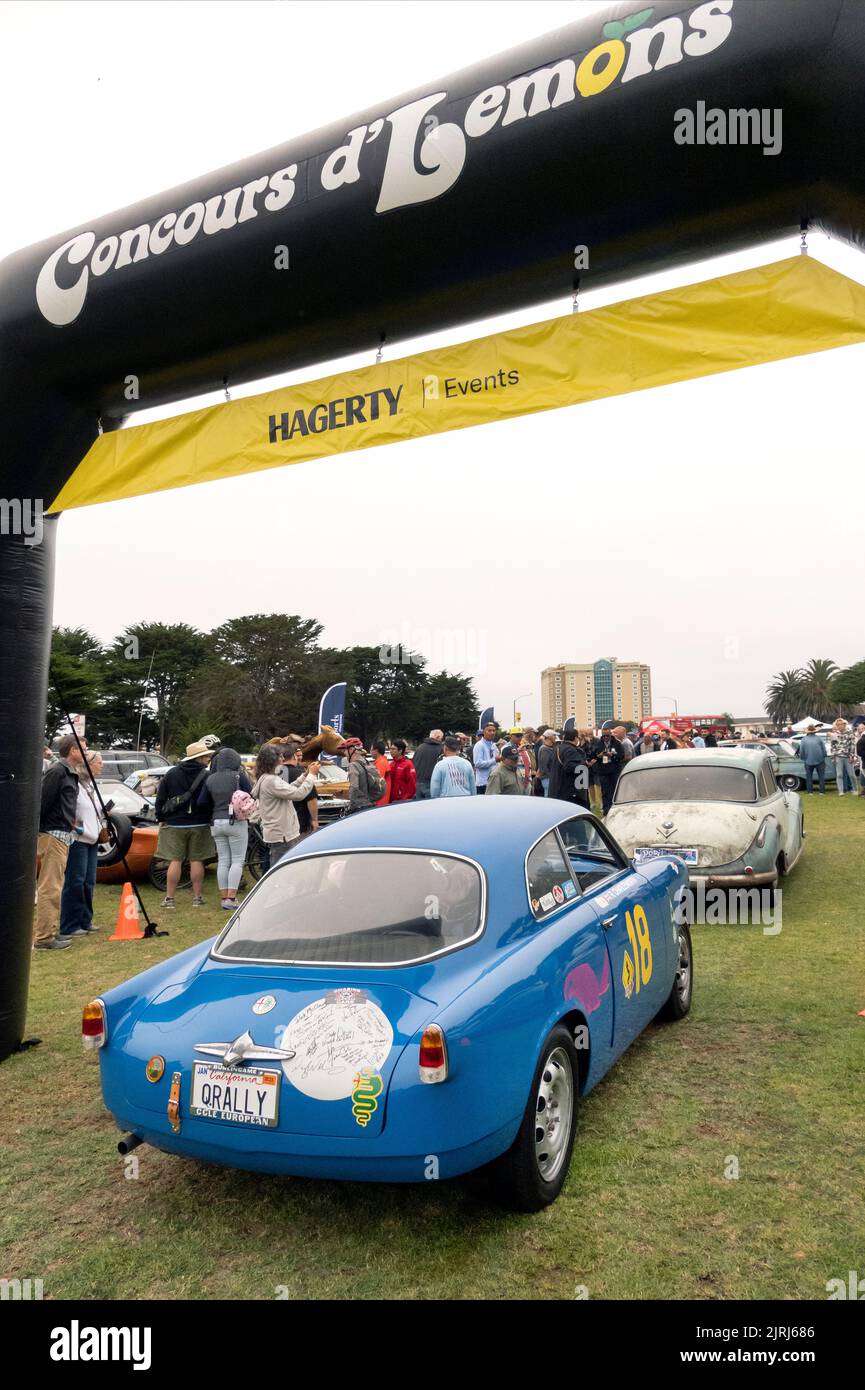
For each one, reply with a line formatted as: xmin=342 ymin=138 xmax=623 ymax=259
xmin=282 ymin=991 xmax=394 ymax=1101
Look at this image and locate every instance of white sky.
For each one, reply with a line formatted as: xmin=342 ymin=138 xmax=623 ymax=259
xmin=2 ymin=0 xmax=863 ymax=728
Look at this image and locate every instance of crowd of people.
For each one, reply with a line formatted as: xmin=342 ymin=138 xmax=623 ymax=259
xmin=32 ymin=714 xmax=865 ymax=950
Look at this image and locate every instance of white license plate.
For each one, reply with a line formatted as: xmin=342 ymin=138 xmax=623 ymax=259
xmin=190 ymin=1062 xmax=281 ymax=1128
xmin=635 ymin=846 xmax=699 ymax=866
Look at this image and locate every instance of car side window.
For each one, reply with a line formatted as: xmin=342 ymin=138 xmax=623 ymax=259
xmin=526 ymin=831 xmax=578 ymax=920
xmin=759 ymin=763 xmax=776 ymax=798
xmin=558 ymin=816 xmax=623 ymax=892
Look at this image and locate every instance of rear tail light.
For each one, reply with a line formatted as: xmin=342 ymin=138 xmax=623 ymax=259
xmin=419 ymin=1024 xmax=448 ymax=1084
xmin=82 ymin=999 xmax=106 ymax=1050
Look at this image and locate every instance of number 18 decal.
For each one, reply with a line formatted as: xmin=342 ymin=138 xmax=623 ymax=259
xmin=622 ymin=904 xmax=652 ymax=998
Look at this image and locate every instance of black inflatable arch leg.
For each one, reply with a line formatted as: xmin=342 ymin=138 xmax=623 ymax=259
xmin=0 ymin=517 xmax=57 ymax=1061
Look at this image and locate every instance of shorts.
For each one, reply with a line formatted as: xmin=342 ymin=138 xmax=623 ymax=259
xmin=156 ymin=823 xmax=215 ymax=863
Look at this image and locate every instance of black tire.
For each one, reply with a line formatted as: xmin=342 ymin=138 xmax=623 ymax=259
xmin=96 ymin=812 xmax=134 ymax=868
xmin=246 ymin=827 xmax=268 ymax=882
xmin=148 ymin=857 xmax=192 ymax=892
xmin=491 ymin=1024 xmax=579 ymax=1212
xmin=781 ymin=774 xmax=800 ymax=791
xmin=657 ymin=924 xmax=693 ymax=1021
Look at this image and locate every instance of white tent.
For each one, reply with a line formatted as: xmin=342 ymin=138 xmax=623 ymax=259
xmin=791 ymin=716 xmax=824 ymax=731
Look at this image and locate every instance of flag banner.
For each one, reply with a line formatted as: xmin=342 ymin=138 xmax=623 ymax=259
xmin=478 ymin=707 xmax=495 ymax=732
xmin=51 ymin=257 xmax=865 ymax=512
xmin=318 ymin=682 xmax=347 ymax=737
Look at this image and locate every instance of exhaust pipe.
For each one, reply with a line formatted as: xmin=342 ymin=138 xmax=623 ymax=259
xmin=117 ymin=1133 xmax=145 ymax=1155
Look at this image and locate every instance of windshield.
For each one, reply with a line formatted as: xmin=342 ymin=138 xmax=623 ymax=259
xmin=315 ymin=764 xmax=348 ymax=785
xmin=614 ymin=765 xmax=758 ymax=804
xmin=215 ymin=850 xmax=484 ymax=965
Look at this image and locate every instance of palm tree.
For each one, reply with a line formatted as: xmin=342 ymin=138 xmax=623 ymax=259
xmin=800 ymin=658 xmax=839 ymax=721
xmin=765 ymin=669 xmax=806 ymax=725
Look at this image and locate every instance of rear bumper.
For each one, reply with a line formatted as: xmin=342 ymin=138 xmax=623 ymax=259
xmin=107 ymin=1111 xmax=518 ymax=1183
xmin=688 ymin=869 xmax=777 ymax=888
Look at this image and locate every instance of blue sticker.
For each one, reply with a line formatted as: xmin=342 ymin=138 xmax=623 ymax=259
xmin=563 ymin=880 xmax=577 ymax=899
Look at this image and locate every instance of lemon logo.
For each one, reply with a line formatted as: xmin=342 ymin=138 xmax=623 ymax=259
xmin=603 ymin=8 xmax=654 ymax=41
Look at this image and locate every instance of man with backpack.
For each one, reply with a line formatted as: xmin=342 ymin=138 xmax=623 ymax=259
xmin=344 ymin=739 xmax=387 ymax=813
xmin=154 ymin=741 xmax=215 ymax=909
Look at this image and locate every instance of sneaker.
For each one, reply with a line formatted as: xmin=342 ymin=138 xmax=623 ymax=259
xmin=33 ymin=938 xmax=72 ymax=951
xmin=59 ymin=928 xmax=88 ymax=938
xmin=192 ymin=896 xmax=205 ymax=908
xmin=221 ymin=900 xmax=235 ymax=911
xmin=160 ymin=897 xmax=175 ymax=910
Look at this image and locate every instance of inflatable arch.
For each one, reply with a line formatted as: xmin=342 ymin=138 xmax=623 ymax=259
xmin=2 ymin=0 xmax=865 ymax=1057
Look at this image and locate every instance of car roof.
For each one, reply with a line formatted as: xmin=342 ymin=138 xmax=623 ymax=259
xmin=621 ymin=748 xmax=771 ymax=772
xmin=290 ymin=795 xmax=591 ymax=860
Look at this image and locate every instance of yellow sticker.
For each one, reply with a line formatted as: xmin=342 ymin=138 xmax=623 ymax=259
xmin=351 ymin=1067 xmax=383 ymax=1127
xmin=622 ymin=953 xmax=635 ymax=999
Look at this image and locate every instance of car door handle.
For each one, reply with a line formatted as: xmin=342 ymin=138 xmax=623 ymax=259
xmin=601 ymin=915 xmax=617 ymax=930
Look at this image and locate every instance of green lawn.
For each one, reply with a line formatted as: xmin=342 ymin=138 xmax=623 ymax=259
xmin=2 ymin=796 xmax=863 ymax=1300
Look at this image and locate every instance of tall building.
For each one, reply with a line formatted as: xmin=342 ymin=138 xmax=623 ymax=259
xmin=541 ymin=659 xmax=652 ymax=730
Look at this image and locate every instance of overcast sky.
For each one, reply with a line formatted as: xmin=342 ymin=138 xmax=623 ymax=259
xmin=2 ymin=0 xmax=863 ymax=729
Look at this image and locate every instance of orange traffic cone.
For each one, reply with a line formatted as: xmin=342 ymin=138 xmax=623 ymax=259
xmin=109 ymin=882 xmax=145 ymax=941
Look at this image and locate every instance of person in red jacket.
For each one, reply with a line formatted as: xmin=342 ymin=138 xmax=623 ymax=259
xmin=372 ymin=739 xmax=391 ymax=806
xmin=388 ymin=739 xmax=417 ymax=802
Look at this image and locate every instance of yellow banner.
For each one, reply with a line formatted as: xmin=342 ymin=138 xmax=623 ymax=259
xmin=52 ymin=257 xmax=865 ymax=512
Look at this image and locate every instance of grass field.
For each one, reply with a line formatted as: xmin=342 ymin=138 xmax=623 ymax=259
xmin=2 ymin=795 xmax=863 ymax=1301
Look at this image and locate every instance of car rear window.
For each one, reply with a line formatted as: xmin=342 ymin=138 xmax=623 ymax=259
xmin=215 ymin=850 xmax=484 ymax=965
xmin=614 ymin=766 xmax=758 ymax=804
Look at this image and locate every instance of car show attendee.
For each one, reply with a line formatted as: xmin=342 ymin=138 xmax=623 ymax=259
xmin=59 ymin=749 xmax=104 ymax=939
xmin=388 ymin=739 xmax=417 ymax=802
xmin=371 ymin=740 xmax=391 ymax=806
xmin=430 ymin=735 xmax=477 ymax=797
xmin=536 ymin=730 xmax=557 ymax=796
xmin=856 ymin=725 xmax=865 ymax=795
xmin=692 ymin=731 xmax=706 ymax=748
xmin=511 ymin=730 xmax=533 ymax=793
xmin=279 ymin=744 xmax=320 ymax=837
xmin=344 ymin=739 xmax=385 ymax=814
xmin=579 ymin=729 xmax=604 ymax=812
xmin=251 ymin=743 xmax=319 ymax=865
xmin=203 ymin=747 xmax=254 ymax=910
xmin=636 ymin=731 xmax=656 ymax=756
xmin=412 ymin=729 xmax=443 ymax=800
xmin=595 ymin=729 xmax=625 ymax=813
xmin=33 ymin=733 xmax=87 ymax=951
xmin=154 ymin=741 xmax=215 ymax=909
xmin=472 ymin=721 xmax=499 ymax=794
xmin=486 ymin=744 xmax=525 ymax=795
xmin=798 ymin=724 xmax=828 ymax=794
xmin=550 ymin=728 xmax=589 ymax=809
xmin=614 ymin=725 xmax=635 ymax=761
xmin=704 ymin=732 xmax=718 ymax=747
xmin=828 ymin=718 xmax=858 ymax=796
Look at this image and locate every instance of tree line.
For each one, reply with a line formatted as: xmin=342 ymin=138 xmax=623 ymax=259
xmin=48 ymin=615 xmax=479 ymax=754
xmin=765 ymin=657 xmax=865 ymax=725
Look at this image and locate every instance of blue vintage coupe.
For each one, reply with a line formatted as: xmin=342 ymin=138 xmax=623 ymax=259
xmin=84 ymin=797 xmax=693 ymax=1210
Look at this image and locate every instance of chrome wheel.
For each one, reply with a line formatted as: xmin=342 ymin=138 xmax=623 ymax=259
xmin=534 ymin=1046 xmax=574 ymax=1183
xmin=674 ymin=928 xmax=692 ymax=1006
